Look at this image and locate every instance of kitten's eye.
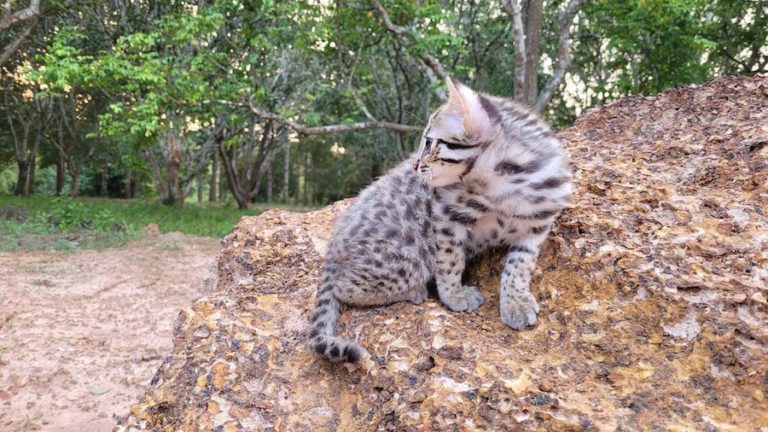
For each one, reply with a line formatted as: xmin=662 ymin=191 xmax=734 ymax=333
xmin=422 ymin=137 xmax=433 ymax=157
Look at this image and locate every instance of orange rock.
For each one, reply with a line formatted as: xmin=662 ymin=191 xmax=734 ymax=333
xmin=116 ymin=76 xmax=768 ymax=431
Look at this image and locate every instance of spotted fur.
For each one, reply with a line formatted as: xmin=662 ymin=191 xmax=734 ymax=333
xmin=308 ymin=77 xmax=572 ymax=362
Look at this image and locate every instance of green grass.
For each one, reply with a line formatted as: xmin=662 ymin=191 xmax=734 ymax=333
xmin=0 ymin=195 xmax=318 ymax=252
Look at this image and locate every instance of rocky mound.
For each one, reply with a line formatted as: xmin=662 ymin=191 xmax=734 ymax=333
xmin=117 ymin=76 xmax=768 ymax=431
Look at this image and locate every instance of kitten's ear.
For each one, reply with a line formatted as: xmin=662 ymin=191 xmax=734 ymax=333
xmin=445 ymin=76 xmax=491 ymax=139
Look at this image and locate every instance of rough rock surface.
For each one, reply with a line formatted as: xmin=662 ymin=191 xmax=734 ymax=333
xmin=117 ymin=76 xmax=768 ymax=431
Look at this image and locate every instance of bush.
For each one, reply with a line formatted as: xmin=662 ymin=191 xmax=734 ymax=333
xmin=45 ymin=198 xmax=126 ymax=232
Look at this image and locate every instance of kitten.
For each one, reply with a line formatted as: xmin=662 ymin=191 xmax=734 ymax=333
xmin=308 ymin=77 xmax=572 ymax=362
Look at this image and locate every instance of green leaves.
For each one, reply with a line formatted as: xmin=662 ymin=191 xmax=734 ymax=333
xmin=28 ymin=28 xmax=92 ymax=95
xmin=580 ymin=0 xmax=714 ymax=96
xmin=6 ymin=0 xmax=764 ymax=207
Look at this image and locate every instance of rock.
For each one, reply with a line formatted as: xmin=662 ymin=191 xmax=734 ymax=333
xmin=537 ymin=380 xmax=554 ymax=393
xmin=89 ymin=386 xmax=111 ymax=396
xmin=116 ymin=76 xmax=768 ymax=431
xmin=143 ymin=223 xmax=161 ymax=236
xmin=662 ymin=312 xmax=701 ymax=341
xmin=752 ymin=292 xmax=767 ymax=305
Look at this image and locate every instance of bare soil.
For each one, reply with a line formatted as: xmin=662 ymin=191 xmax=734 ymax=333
xmin=0 ymin=232 xmax=220 ymax=431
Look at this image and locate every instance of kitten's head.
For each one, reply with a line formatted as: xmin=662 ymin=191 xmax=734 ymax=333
xmin=415 ymin=77 xmax=499 ymax=187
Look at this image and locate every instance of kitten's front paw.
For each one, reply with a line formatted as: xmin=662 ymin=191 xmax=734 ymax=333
xmin=440 ymin=285 xmax=484 ymax=312
xmin=500 ymin=292 xmax=539 ymax=330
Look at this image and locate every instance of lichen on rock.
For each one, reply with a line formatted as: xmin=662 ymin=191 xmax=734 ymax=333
xmin=116 ymin=76 xmax=768 ymax=431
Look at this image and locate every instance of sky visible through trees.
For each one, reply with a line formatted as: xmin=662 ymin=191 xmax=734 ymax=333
xmin=1 ymin=0 xmax=766 ymax=208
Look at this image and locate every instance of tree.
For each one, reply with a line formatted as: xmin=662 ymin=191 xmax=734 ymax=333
xmin=2 ymin=0 xmax=766 ymax=207
xmin=1 ymin=80 xmax=51 ymax=196
xmin=371 ymin=0 xmax=589 ymax=113
xmin=0 ymin=0 xmax=41 ymax=67
xmin=702 ymin=0 xmax=768 ymax=75
xmin=502 ymin=0 xmax=588 ymax=111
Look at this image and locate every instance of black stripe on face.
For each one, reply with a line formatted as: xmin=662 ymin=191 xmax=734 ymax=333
xmin=530 ymin=176 xmax=569 ymax=190
xmin=494 ymin=159 xmax=545 ymax=175
xmin=438 ymin=138 xmax=476 ymax=150
xmin=438 ymin=157 xmax=462 ymax=164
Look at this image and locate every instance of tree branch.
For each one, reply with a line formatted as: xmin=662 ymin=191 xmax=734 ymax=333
xmin=502 ymin=0 xmax=527 ymax=103
xmin=371 ymin=0 xmax=447 ymax=101
xmin=248 ymin=99 xmax=423 ymax=137
xmin=370 ymin=0 xmax=408 ymax=36
xmin=534 ymin=0 xmax=588 ymax=113
xmin=0 ymin=0 xmax=40 ymax=32
xmin=346 ymin=42 xmax=378 ymax=122
xmin=0 ymin=17 xmax=34 ymax=67
xmin=418 ymin=52 xmax=448 ymax=81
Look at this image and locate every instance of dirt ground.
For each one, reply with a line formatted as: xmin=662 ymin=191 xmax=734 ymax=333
xmin=0 ymin=232 xmax=221 ymax=431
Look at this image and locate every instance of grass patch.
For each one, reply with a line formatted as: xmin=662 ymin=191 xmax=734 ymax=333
xmin=0 ymin=195 xmax=317 ymax=252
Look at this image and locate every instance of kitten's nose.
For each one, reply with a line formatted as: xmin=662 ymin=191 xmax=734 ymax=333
xmin=413 ymin=161 xmax=420 ymax=171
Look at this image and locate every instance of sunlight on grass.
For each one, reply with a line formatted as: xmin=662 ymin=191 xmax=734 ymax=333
xmin=0 ymin=196 xmax=319 ymax=251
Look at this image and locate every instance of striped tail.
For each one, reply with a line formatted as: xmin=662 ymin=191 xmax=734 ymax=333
xmin=308 ymin=280 xmax=362 ymax=363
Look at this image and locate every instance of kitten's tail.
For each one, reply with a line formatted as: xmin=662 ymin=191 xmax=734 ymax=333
xmin=308 ymin=281 xmax=363 ymax=363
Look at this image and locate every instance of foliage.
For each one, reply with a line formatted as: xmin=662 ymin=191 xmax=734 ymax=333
xmin=0 ymin=195 xmax=284 ymax=239
xmin=0 ymin=0 xmax=766 ymax=208
xmin=0 ymin=195 xmax=319 ymax=251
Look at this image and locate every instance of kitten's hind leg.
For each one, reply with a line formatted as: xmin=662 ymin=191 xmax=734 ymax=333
xmin=333 ymin=269 xmax=427 ymax=307
xmin=407 ymin=285 xmax=429 ymax=305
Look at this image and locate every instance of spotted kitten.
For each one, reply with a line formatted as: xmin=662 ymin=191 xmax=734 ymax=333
xmin=309 ymin=77 xmax=572 ymax=362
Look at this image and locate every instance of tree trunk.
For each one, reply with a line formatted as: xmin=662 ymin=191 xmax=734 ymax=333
xmin=166 ymin=160 xmax=183 ymax=206
xmin=219 ymin=156 xmax=226 ymax=203
xmin=283 ymin=145 xmax=290 ymax=205
xmin=524 ymin=0 xmax=544 ymax=106
xmin=28 ymin=153 xmax=36 ymax=194
xmin=293 ymin=143 xmax=300 ymax=206
xmin=236 ymin=191 xmax=252 ymax=210
xmin=209 ymin=151 xmax=218 ymax=202
xmin=163 ymin=132 xmax=184 ymax=207
xmin=266 ymin=158 xmax=273 ymax=203
xmin=124 ymin=167 xmax=132 ymax=199
xmin=16 ymin=127 xmax=41 ymax=196
xmin=218 ymin=146 xmax=250 ymax=210
xmin=197 ymin=172 xmax=203 ymax=204
xmin=56 ymin=151 xmax=65 ymax=196
xmin=15 ymin=160 xmax=30 ymax=196
xmin=302 ymin=150 xmax=310 ymax=206
xmin=68 ymin=165 xmax=81 ymax=197
xmin=504 ymin=0 xmax=527 ymax=102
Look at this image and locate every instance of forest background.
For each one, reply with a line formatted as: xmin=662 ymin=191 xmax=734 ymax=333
xmin=1 ymin=0 xmax=766 ymax=241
